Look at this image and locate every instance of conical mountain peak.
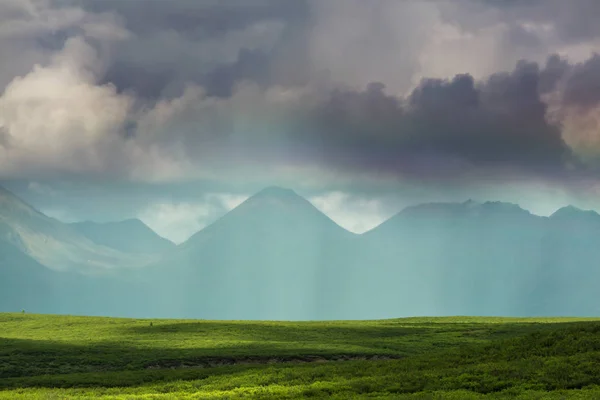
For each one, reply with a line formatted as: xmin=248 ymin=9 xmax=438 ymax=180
xmin=257 ymin=185 xmax=295 ymax=195
xmin=233 ymin=186 xmax=311 ymax=211
xmin=180 ymin=186 xmax=354 ymax=247
xmin=251 ymin=186 xmax=301 ymax=200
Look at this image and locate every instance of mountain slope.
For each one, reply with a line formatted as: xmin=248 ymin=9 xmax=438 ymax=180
xmin=0 ymin=239 xmax=59 ymax=313
xmin=533 ymin=206 xmax=600 ymax=315
xmin=145 ymin=186 xmax=358 ymax=320
xmin=3 ymin=184 xmax=600 ymax=320
xmin=70 ymin=219 xmax=174 ymax=254
xmin=354 ymin=200 xmax=548 ymax=316
xmin=139 ymin=194 xmax=600 ymax=320
xmin=356 ymin=200 xmax=600 ymax=317
xmin=0 ymin=186 xmax=151 ymax=273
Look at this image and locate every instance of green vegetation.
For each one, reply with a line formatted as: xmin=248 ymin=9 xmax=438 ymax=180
xmin=2 ymin=314 xmax=600 ymax=398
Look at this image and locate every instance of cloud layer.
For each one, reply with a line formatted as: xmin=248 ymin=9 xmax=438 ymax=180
xmin=2 ymin=0 xmax=600 ymax=237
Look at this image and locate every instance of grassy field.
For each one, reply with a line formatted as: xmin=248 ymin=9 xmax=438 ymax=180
xmin=2 ymin=314 xmax=600 ymax=398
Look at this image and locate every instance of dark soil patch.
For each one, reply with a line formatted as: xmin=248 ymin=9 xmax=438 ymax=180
xmin=145 ymin=354 xmax=402 ymax=370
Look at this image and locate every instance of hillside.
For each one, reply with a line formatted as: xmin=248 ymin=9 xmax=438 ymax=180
xmin=0 ymin=241 xmax=58 ymax=313
xmin=70 ymin=219 xmax=175 ymax=254
xmin=352 ymin=200 xmax=600 ymax=318
xmin=349 ymin=200 xmax=548 ymax=318
xmin=2 ymin=313 xmax=600 ymax=398
xmin=0 ymin=186 xmax=151 ymax=273
xmin=0 ymin=186 xmax=157 ymax=317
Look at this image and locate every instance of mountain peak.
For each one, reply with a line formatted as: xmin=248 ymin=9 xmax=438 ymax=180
xmin=181 ymin=185 xmax=354 ymax=247
xmin=237 ymin=186 xmax=308 ymax=209
xmin=253 ymin=186 xmax=299 ymax=199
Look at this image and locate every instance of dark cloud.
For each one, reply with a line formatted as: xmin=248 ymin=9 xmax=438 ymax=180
xmin=4 ymin=0 xmax=600 ymax=241
xmin=77 ymin=0 xmax=311 ymax=101
xmin=101 ymin=62 xmax=175 ymax=100
xmin=79 ymin=0 xmax=309 ymax=38
xmin=443 ymin=0 xmax=600 ymax=44
xmin=409 ymin=74 xmax=478 ymax=110
xmin=1 ymin=0 xmax=600 ymax=192
xmin=105 ymin=48 xmax=274 ymax=100
xmin=562 ymin=54 xmax=600 ymax=108
xmin=297 ymin=61 xmax=573 ymax=179
xmin=531 ymin=1 xmax=600 ymax=43
xmin=539 ymin=54 xmax=571 ymax=94
xmin=202 ymin=49 xmax=271 ymax=97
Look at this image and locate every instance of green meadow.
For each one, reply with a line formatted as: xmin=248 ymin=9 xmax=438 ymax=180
xmin=2 ymin=314 xmax=600 ymax=399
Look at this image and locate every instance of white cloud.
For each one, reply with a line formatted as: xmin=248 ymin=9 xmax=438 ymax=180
xmin=129 ymin=80 xmax=330 ymax=183
xmin=138 ymin=202 xmax=213 ymax=244
xmin=309 ymin=0 xmax=600 ymax=96
xmin=206 ymin=193 xmax=249 ymax=210
xmin=138 ymin=193 xmax=249 ymax=244
xmin=27 ymin=181 xmax=57 ymax=197
xmin=308 ymin=0 xmax=439 ymax=95
xmin=0 ymin=0 xmax=129 ymax=88
xmin=0 ymin=37 xmax=134 ymax=178
xmin=309 ymin=191 xmax=393 ymax=233
xmin=1 ymin=0 xmax=600 ymax=201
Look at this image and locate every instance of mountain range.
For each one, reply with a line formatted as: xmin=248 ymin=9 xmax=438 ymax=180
xmin=1 ymin=185 xmax=600 ymax=320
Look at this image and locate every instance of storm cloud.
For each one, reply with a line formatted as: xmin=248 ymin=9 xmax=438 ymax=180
xmin=2 ymin=0 xmax=600 ymax=239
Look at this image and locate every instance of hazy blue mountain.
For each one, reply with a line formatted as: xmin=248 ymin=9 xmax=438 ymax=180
xmin=0 ymin=186 xmax=151 ymax=273
xmin=3 ymin=184 xmax=600 ymax=320
xmin=0 ymin=239 xmax=59 ymax=313
xmin=347 ymin=200 xmax=549 ymax=318
xmin=0 ymin=237 xmax=152 ymax=317
xmin=70 ymin=219 xmax=174 ymax=254
xmin=354 ymin=200 xmax=600 ymax=318
xmin=0 ymin=186 xmax=159 ymax=316
xmin=142 ymin=186 xmax=359 ymax=320
xmin=532 ymin=206 xmax=600 ymax=316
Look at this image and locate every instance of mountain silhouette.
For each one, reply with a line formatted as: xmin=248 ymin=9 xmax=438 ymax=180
xmin=144 ymin=186 xmax=357 ymax=319
xmin=3 ymin=185 xmax=600 ymax=319
xmin=0 ymin=186 xmax=168 ymax=316
xmin=354 ymin=200 xmax=548 ymax=317
xmin=0 ymin=186 xmax=151 ymax=273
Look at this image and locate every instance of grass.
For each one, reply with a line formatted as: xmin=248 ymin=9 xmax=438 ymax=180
xmin=2 ymin=314 xmax=600 ymax=398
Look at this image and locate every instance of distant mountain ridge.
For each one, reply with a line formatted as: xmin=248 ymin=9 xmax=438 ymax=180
xmin=2 ymin=184 xmax=600 ymax=320
xmin=0 ymin=186 xmax=152 ymax=273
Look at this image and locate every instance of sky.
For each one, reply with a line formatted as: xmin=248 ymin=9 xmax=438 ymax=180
xmin=1 ymin=0 xmax=600 ymax=243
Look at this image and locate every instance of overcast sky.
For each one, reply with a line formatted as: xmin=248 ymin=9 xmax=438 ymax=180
xmin=2 ymin=0 xmax=600 ymax=242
